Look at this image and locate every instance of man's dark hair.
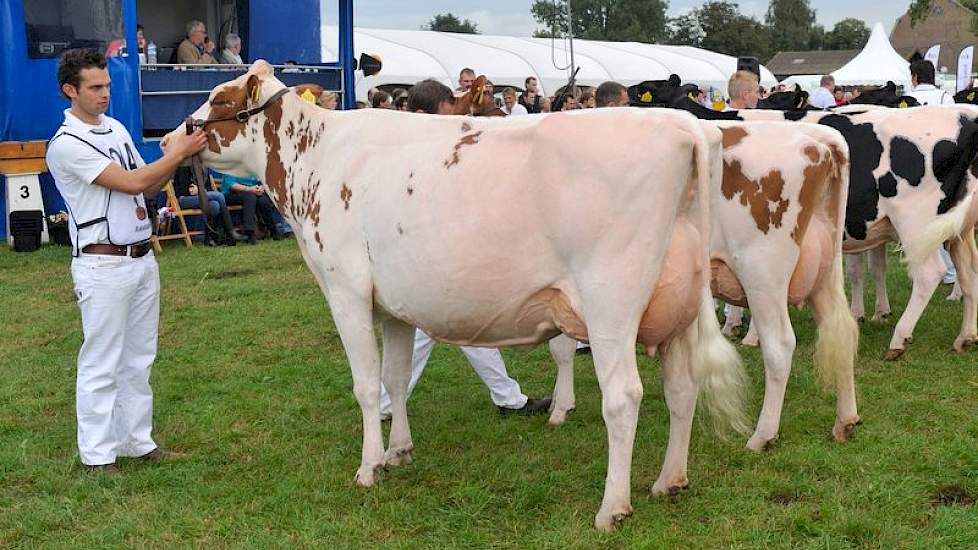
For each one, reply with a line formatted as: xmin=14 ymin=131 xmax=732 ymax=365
xmin=595 ymin=81 xmax=627 ymax=107
xmin=910 ymin=60 xmax=937 ymax=85
xmin=525 ymin=76 xmax=536 ymax=87
xmin=459 ymin=67 xmax=475 ymax=78
xmin=408 ymin=79 xmax=454 ymax=114
xmin=371 ymin=90 xmax=391 ymax=108
xmin=57 ymin=49 xmax=107 ymax=98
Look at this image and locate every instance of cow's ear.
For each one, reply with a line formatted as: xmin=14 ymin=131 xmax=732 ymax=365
xmin=246 ymin=75 xmax=262 ymax=107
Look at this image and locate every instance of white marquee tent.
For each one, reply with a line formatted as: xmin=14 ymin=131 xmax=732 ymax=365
xmin=322 ymin=26 xmax=778 ymax=101
xmin=831 ymin=22 xmax=911 ymax=89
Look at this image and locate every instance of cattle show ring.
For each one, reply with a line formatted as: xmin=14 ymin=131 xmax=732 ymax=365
xmin=1 ymin=0 xmax=977 ymax=547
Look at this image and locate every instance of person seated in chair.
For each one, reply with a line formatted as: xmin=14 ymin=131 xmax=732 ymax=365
xmin=171 ymin=167 xmax=245 ymax=246
xmin=219 ymin=173 xmax=283 ymax=244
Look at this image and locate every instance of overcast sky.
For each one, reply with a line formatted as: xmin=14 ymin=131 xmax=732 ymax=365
xmin=345 ymin=1 xmax=909 ymax=36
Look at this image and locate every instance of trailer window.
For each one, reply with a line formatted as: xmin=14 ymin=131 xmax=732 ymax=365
xmin=23 ymin=0 xmax=125 ymax=59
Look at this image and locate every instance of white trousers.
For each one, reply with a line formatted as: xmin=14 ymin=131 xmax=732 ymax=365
xmin=71 ymin=252 xmax=160 ymax=465
xmin=380 ymin=330 xmax=527 ymax=416
xmin=940 ymin=247 xmax=957 ymax=283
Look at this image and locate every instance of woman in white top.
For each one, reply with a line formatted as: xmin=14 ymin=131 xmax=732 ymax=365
xmin=219 ymin=33 xmax=244 ymax=65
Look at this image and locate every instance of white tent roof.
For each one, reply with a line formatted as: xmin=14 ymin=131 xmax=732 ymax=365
xmin=323 ymin=27 xmax=780 ymax=100
xmin=831 ymin=22 xmax=911 ymax=88
xmin=779 ymin=74 xmax=822 ymax=93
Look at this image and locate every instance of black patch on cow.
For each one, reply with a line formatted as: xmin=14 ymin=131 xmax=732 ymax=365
xmin=817 ymin=114 xmax=885 ymax=240
xmin=672 ymin=97 xmax=744 ymax=120
xmin=877 ymin=172 xmax=898 ymax=198
xmin=890 ymin=137 xmax=925 ymax=187
xmin=784 ymin=110 xmax=809 ymax=122
xmin=933 ymin=115 xmax=978 ymax=214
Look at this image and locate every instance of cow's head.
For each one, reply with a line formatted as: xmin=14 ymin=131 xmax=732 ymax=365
xmin=757 ymin=84 xmax=810 ymax=111
xmin=173 ymin=60 xmax=288 ymax=177
xmin=954 ymin=88 xmax=978 ymax=105
xmin=848 ymin=82 xmax=920 ymax=108
xmin=627 ymin=74 xmax=684 ymax=108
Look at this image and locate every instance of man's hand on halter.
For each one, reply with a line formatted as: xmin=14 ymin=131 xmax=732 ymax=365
xmin=161 ymin=129 xmax=208 ymax=160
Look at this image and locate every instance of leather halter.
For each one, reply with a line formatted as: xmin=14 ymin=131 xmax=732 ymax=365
xmin=192 ymin=86 xmax=292 ymax=127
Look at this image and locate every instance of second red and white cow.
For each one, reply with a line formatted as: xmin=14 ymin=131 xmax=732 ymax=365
xmin=549 ymin=121 xmax=859 ymax=452
xmin=176 ymin=62 xmax=748 ymax=530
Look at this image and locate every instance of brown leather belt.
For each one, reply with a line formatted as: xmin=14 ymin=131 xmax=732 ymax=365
xmin=81 ymin=242 xmax=152 ymax=258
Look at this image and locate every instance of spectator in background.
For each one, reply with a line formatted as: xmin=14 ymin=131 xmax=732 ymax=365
xmin=500 ymin=87 xmax=528 ymax=116
xmin=579 ymin=88 xmax=596 ymax=108
xmin=519 ymin=77 xmax=543 ymax=113
xmin=177 ymin=20 xmax=217 ymax=64
xmin=220 ymin=174 xmax=283 ymax=244
xmin=727 ymin=70 xmax=760 ymax=110
xmin=809 ymin=75 xmax=837 ymax=110
xmin=371 ymin=90 xmax=392 ymax=109
xmin=457 ymin=67 xmax=476 ymax=93
xmin=171 ymin=168 xmax=245 ymax=246
xmin=541 ymin=96 xmax=552 ymax=113
xmin=391 ymin=87 xmax=409 ymax=101
xmin=367 ymin=87 xmax=379 ymax=104
xmin=552 ymin=92 xmax=580 ymax=112
xmin=595 ymin=81 xmax=629 ymax=107
xmin=834 ymin=87 xmax=846 ymax=106
xmin=908 ymin=59 xmax=954 ymax=106
xmin=219 ymin=33 xmax=244 ymax=65
xmin=355 ymin=100 xmax=368 ymax=109
xmin=320 ymin=91 xmax=339 ymax=110
xmin=407 ymin=78 xmax=455 ymax=114
xmin=394 ymin=95 xmax=410 ymax=111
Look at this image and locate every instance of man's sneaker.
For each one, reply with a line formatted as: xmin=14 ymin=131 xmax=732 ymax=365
xmin=85 ymin=463 xmax=121 ymax=475
xmin=135 ymin=447 xmax=184 ymax=462
xmin=498 ymin=397 xmax=552 ymax=417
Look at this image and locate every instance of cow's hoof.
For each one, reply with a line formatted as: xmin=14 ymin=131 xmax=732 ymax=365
xmin=946 ymin=293 xmax=962 ymax=302
xmin=384 ymin=447 xmax=414 ymax=467
xmin=747 ymin=434 xmax=778 ymax=452
xmin=354 ymin=463 xmax=384 ymax=487
xmin=594 ymin=505 xmax=633 ymax=531
xmin=651 ymin=479 xmax=689 ymax=497
xmin=871 ymin=312 xmax=891 ymax=322
xmin=741 ymin=335 xmax=759 ymax=347
xmin=855 ymin=316 xmax=866 ymax=323
xmin=547 ymin=407 xmax=575 ymax=426
xmin=953 ymin=336 xmax=978 ymax=353
xmin=883 ymin=348 xmax=905 ymax=361
xmin=831 ymin=419 xmax=860 ymax=442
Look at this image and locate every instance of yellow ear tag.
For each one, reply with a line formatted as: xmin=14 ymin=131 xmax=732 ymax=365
xmin=969 ymin=92 xmax=976 ymax=102
xmin=299 ymin=89 xmax=317 ymax=104
xmin=898 ymin=100 xmax=908 ymax=108
xmin=250 ymin=85 xmax=261 ymax=104
xmin=640 ymin=91 xmax=653 ymax=103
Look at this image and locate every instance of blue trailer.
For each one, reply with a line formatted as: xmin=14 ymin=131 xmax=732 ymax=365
xmin=0 ymin=0 xmax=356 ymax=240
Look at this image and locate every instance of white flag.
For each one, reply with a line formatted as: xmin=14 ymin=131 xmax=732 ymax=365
xmin=957 ymin=46 xmax=974 ymax=92
xmin=925 ymin=44 xmax=941 ymax=68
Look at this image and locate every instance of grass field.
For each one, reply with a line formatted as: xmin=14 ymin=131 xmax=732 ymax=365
xmin=1 ymin=240 xmax=976 ymax=548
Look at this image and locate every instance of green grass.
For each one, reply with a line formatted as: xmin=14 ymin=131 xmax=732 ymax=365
xmin=1 ymin=241 xmax=976 ymax=548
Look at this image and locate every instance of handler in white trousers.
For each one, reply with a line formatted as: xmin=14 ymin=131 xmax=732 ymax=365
xmin=379 ymin=330 xmax=551 ymax=418
xmin=46 ymin=48 xmax=207 ymax=472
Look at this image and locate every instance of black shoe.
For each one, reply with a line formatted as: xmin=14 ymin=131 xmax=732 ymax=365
xmin=498 ymin=397 xmax=552 ymax=416
xmin=85 ymin=462 xmax=121 ymax=475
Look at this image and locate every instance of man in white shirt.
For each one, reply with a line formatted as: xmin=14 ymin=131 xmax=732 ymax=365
xmin=906 ymin=60 xmax=957 ymax=284
xmin=500 ymin=87 xmax=528 ymax=116
xmin=809 ymin=75 xmax=838 ymax=110
xmin=46 ymin=49 xmax=207 ymax=473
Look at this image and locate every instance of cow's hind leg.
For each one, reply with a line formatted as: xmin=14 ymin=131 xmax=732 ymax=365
xmin=950 ymin=229 xmax=978 ymax=351
xmin=330 ymin=291 xmax=386 ymax=486
xmin=547 ymin=334 xmax=577 ymax=426
xmin=809 ymin=257 xmax=860 ymax=441
xmin=885 ymin=252 xmax=944 ymax=360
xmin=743 ymin=289 xmax=795 ymax=452
xmin=650 ymin=322 xmax=697 ymax=495
xmin=846 ymin=252 xmax=867 ymax=322
xmin=868 ymin=245 xmax=891 ymax=321
xmin=382 ymin=318 xmax=416 ymax=467
xmin=721 ymin=304 xmax=744 ymax=337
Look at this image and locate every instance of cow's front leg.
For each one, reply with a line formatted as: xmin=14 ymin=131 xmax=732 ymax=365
xmin=846 ymin=253 xmax=867 ymax=322
xmin=742 ymin=291 xmax=795 ymax=451
xmin=650 ymin=324 xmax=696 ymax=496
xmin=330 ymin=290 xmax=386 ymax=486
xmin=547 ymin=334 xmax=577 ymax=426
xmin=868 ymin=245 xmax=891 ymax=321
xmin=886 ymin=252 xmax=944 ymax=360
xmin=381 ymin=318 xmax=416 ymax=467
xmin=950 ymin=231 xmax=978 ymax=351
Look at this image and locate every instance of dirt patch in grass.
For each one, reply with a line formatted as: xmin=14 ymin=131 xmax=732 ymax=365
xmin=209 ymin=270 xmax=254 ymax=280
xmin=929 ymin=484 xmax=976 ymax=507
xmin=768 ymin=488 xmax=806 ymax=505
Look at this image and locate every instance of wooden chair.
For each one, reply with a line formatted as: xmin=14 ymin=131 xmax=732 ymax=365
xmin=150 ymin=180 xmax=206 ymax=251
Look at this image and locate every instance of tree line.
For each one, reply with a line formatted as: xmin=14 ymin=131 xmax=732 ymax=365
xmin=424 ymin=0 xmax=873 ymax=64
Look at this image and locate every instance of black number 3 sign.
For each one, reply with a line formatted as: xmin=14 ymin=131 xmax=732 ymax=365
xmin=19 ymin=185 xmax=30 ymax=199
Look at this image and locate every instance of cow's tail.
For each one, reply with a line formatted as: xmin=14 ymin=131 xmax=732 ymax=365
xmin=901 ymin=191 xmax=974 ymax=271
xmin=691 ymin=287 xmax=752 ymax=437
xmin=811 ymin=256 xmax=859 ymax=389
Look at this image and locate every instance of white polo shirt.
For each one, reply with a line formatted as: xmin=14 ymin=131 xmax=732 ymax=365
xmin=907 ymin=84 xmax=954 ymax=106
xmin=46 ymin=110 xmax=150 ymax=254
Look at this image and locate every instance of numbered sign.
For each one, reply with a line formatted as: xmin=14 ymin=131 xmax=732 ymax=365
xmin=5 ymin=173 xmax=49 ymax=245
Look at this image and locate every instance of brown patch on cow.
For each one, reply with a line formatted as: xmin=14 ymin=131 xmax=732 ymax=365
xmin=340 ymin=183 xmax=352 ymax=210
xmin=205 ymin=86 xmax=250 ymax=153
xmin=461 ymin=121 xmax=472 ymax=133
xmin=930 ymin=484 xmax=976 ymax=507
xmin=314 ymin=231 xmax=324 ymax=252
xmin=720 ymin=126 xmax=748 ymax=149
xmin=792 ymin=147 xmax=833 ymax=244
xmin=444 ymin=131 xmax=484 ymax=169
xmin=286 ymin=120 xmax=296 ymax=139
xmin=262 ymin=97 xmax=290 ymax=215
xmin=722 ymin=159 xmax=790 ymax=234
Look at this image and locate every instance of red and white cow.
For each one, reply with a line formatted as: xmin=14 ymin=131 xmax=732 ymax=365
xmin=549 ymin=121 xmax=859 ymax=452
xmin=175 ymin=62 xmax=748 ymax=530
